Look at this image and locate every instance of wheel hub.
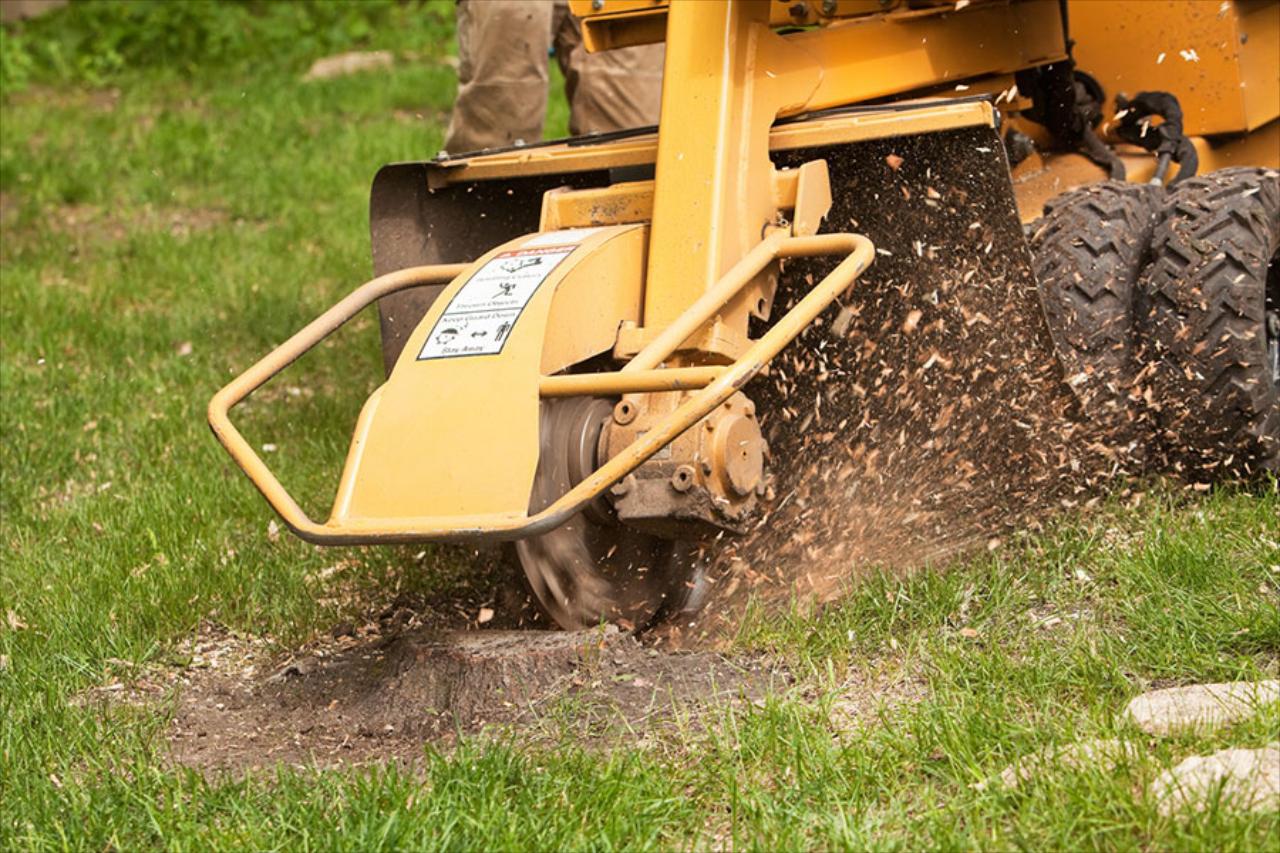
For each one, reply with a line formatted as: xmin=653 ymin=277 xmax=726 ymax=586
xmin=514 ymin=396 xmax=706 ymax=631
xmin=603 ymin=390 xmax=768 ymax=538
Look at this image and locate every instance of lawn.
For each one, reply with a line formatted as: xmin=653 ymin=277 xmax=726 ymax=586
xmin=1 ymin=2 xmax=1277 ymax=850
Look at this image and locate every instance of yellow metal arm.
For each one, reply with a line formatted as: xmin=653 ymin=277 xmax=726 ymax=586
xmin=540 ymin=366 xmax=726 ymax=397
xmin=208 ymin=234 xmax=873 ymax=544
xmin=207 ymin=264 xmax=469 ymax=542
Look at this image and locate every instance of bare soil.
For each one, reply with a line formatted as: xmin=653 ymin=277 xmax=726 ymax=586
xmin=0 ymin=195 xmax=230 ymax=264
xmin=159 ymin=622 xmax=786 ymax=773
xmin=47 ymin=202 xmax=229 ymax=243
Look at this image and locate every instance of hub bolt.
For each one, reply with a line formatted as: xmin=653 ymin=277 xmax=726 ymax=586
xmin=613 ymin=400 xmax=637 ymax=425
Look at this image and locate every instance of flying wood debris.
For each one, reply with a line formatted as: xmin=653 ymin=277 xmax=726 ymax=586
xmin=660 ymin=130 xmax=1127 ymax=647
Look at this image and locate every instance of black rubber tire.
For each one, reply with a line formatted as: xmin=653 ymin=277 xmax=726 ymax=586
xmin=1137 ymin=166 xmax=1280 ymax=478
xmin=1030 ymin=181 xmax=1160 ymax=423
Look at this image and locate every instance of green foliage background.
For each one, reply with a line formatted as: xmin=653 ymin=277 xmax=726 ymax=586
xmin=1 ymin=0 xmax=454 ymax=91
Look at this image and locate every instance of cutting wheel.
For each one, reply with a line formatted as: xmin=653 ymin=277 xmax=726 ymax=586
xmin=515 ymin=396 xmax=707 ymax=631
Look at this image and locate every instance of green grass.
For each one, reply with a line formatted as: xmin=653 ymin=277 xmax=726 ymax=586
xmin=2 ymin=3 xmax=1278 ymax=850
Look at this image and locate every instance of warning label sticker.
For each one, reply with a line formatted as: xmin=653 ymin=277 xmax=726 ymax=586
xmin=416 ymin=246 xmax=575 ymax=360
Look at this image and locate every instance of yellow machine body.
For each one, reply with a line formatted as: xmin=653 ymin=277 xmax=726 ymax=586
xmin=1071 ymin=0 xmax=1279 ymax=136
xmin=332 ymin=226 xmax=647 ymax=533
xmin=210 ymin=0 xmax=1279 ymax=551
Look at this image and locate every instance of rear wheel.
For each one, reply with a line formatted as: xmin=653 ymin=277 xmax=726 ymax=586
xmin=1030 ymin=180 xmax=1160 ymax=423
xmin=514 ymin=397 xmax=707 ymax=631
xmin=1138 ymin=167 xmax=1280 ymax=478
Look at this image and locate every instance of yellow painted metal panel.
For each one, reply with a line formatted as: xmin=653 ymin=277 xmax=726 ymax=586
xmin=330 ymin=226 xmax=643 ymax=526
xmin=431 ymin=100 xmax=993 ymax=186
xmin=781 ymin=0 xmax=1064 ymax=113
xmin=1070 ymin=0 xmax=1279 ymax=135
xmin=540 ymin=225 xmax=647 ymax=373
xmin=1239 ymin=0 xmax=1280 ymax=129
xmin=569 ymin=0 xmax=665 ymax=17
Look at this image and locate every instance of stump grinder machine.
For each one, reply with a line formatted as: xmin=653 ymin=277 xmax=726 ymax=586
xmin=211 ymin=0 xmax=1279 ymax=630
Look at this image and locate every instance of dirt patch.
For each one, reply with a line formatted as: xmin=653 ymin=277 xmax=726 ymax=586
xmin=2 ymin=198 xmax=230 ymax=259
xmin=0 ymin=191 xmax=16 ymax=229
xmin=5 ymin=84 xmax=122 ymax=113
xmin=49 ymin=202 xmax=229 ymax=243
xmin=152 ymin=622 xmax=784 ymax=773
xmin=826 ymin=659 xmax=930 ymax=735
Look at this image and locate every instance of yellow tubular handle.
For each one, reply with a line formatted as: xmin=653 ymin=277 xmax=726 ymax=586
xmin=209 ymin=235 xmax=873 ymax=544
xmin=539 ymin=365 xmax=727 ymax=397
xmin=519 ymin=233 xmax=874 ymax=537
xmin=207 ymin=264 xmax=470 ymax=541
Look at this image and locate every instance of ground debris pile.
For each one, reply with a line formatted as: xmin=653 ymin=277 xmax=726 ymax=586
xmin=165 ymin=624 xmax=782 ymax=773
xmin=674 ymin=126 xmax=1127 ymax=643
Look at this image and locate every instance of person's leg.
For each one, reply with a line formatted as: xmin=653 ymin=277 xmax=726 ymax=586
xmin=443 ymin=0 xmax=555 ymax=153
xmin=553 ymin=5 xmax=664 ymax=136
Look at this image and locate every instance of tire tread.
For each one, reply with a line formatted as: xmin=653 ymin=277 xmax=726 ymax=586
xmin=1138 ymin=167 xmax=1280 ymax=477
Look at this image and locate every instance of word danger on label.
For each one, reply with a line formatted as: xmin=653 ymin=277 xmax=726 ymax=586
xmin=417 ymin=245 xmax=575 ymax=360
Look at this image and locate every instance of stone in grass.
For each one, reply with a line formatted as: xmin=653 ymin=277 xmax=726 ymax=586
xmin=1149 ymin=745 xmax=1280 ymax=816
xmin=975 ymin=738 xmax=1143 ymax=791
xmin=1124 ymin=681 xmax=1280 ymax=736
xmin=303 ymin=51 xmax=394 ymax=82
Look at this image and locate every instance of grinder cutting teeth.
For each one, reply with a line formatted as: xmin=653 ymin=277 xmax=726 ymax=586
xmin=209 ymin=0 xmax=1279 ymax=632
xmin=516 ymin=396 xmax=708 ymax=631
xmin=518 ymin=383 xmax=768 ymax=628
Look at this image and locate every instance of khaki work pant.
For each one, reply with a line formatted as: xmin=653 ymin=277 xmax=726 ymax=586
xmin=443 ymin=0 xmax=665 ymax=154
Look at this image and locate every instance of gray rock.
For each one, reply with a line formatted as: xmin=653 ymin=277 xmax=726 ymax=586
xmin=976 ymin=738 xmax=1142 ymax=791
xmin=1149 ymin=745 xmax=1280 ymax=816
xmin=1124 ymin=681 xmax=1279 ymax=736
